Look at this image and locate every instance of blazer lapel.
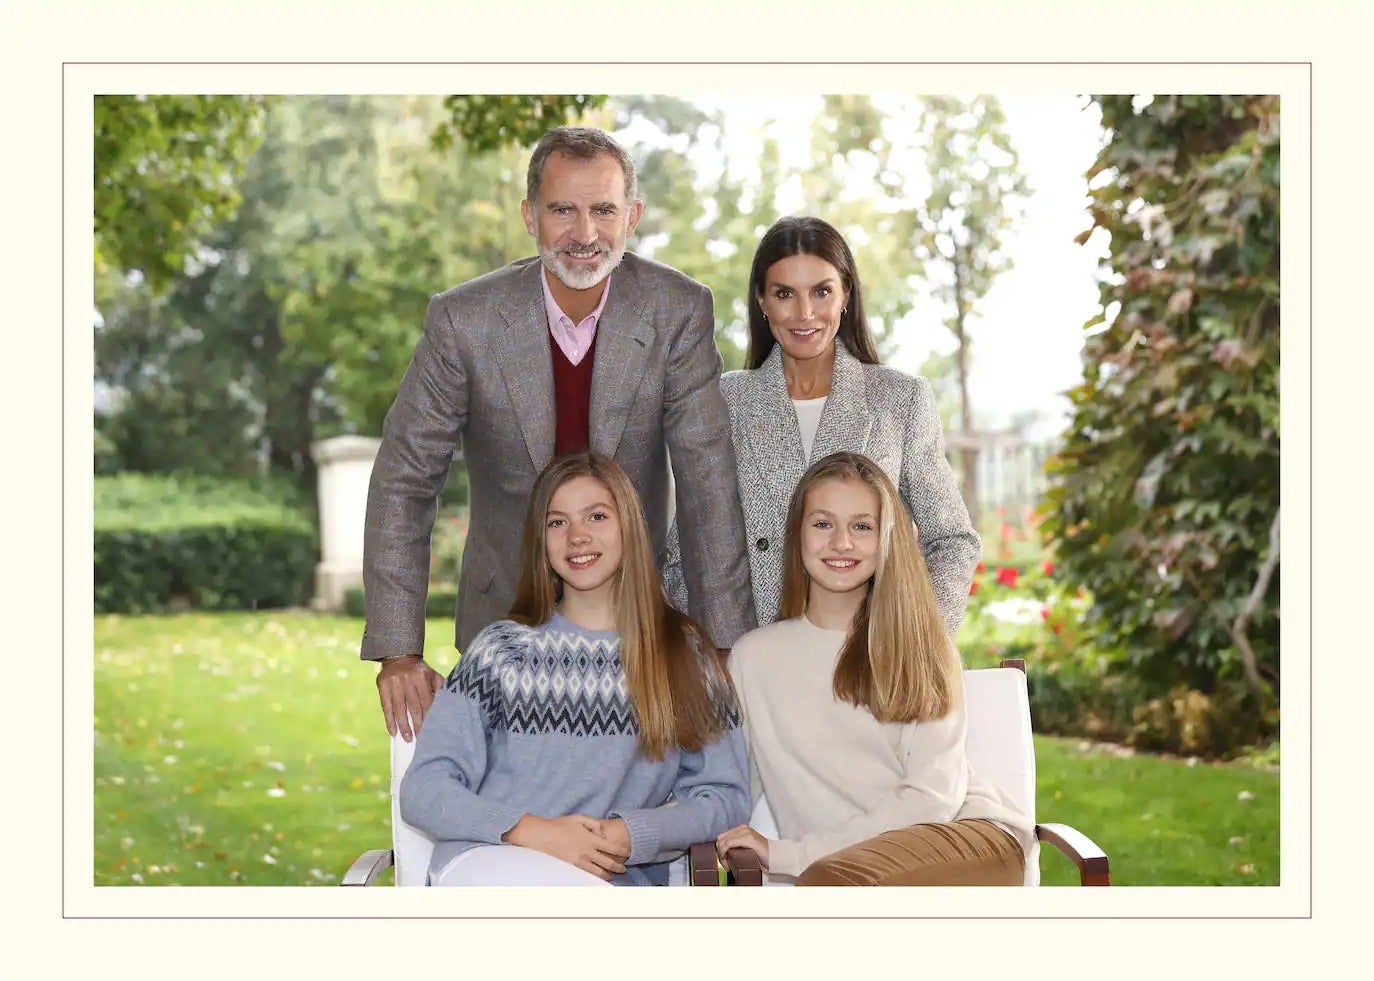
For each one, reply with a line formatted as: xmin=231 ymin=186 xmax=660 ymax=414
xmin=810 ymin=343 xmax=873 ymax=463
xmin=749 ymin=346 xmax=808 ymax=509
xmin=495 ymin=262 xmax=556 ymax=472
xmin=589 ymin=260 xmax=653 ymax=459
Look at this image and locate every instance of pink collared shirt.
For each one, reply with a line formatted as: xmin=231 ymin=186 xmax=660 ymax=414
xmin=541 ymin=268 xmax=611 ymax=367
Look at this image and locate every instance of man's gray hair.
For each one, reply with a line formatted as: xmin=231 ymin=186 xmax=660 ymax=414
xmin=526 ymin=126 xmax=638 ymax=205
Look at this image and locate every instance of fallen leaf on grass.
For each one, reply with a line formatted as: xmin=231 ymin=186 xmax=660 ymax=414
xmin=1235 ymin=863 xmax=1255 ymax=875
xmin=1238 ymin=791 xmax=1255 ymax=802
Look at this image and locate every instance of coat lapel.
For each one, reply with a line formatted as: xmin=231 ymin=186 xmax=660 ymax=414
xmin=495 ymin=262 xmax=556 ymax=472
xmin=810 ymin=343 xmax=874 ymax=463
xmin=589 ymin=260 xmax=653 ymax=459
xmin=750 ymin=346 xmax=808 ymax=509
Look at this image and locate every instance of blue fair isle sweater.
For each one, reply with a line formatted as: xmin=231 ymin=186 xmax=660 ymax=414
xmin=398 ymin=614 xmax=750 ymax=885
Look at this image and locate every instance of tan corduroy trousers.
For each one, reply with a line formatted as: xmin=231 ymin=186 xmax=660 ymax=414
xmin=795 ymin=819 xmax=1025 ymax=886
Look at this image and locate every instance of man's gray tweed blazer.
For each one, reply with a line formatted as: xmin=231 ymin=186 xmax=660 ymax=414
xmin=665 ymin=342 xmax=981 ymax=635
xmin=362 ymin=253 xmax=756 ymax=660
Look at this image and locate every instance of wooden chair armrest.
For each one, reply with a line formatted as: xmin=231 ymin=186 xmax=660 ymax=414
xmin=722 ymin=848 xmax=764 ymax=886
xmin=341 ymin=848 xmax=395 ymax=887
xmin=689 ymin=843 xmax=722 ymax=886
xmin=1036 ymin=823 xmax=1111 ymax=886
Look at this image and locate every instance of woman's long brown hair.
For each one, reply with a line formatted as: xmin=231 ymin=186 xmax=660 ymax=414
xmin=776 ymin=452 xmax=961 ymax=723
xmin=507 ymin=452 xmax=734 ymax=759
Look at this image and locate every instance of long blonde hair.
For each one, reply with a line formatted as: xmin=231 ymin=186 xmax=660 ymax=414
xmin=507 ymin=452 xmax=733 ymax=759
xmin=777 ymin=452 xmax=961 ymax=723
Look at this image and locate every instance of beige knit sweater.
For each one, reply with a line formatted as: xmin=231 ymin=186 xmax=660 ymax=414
xmin=728 ymin=616 xmax=1035 ymax=877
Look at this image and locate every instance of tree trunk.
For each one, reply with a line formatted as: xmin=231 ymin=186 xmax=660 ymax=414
xmin=1230 ymin=508 xmax=1279 ymax=698
xmin=951 ymin=257 xmax=980 ymax=531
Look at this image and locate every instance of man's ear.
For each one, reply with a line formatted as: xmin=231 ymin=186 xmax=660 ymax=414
xmin=625 ymin=199 xmax=644 ymax=237
xmin=521 ymin=199 xmax=536 ymax=237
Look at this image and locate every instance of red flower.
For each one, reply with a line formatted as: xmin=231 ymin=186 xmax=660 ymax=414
xmin=1040 ymin=607 xmax=1050 ymax=621
xmin=995 ymin=566 xmax=1019 ymax=588
xmin=1051 ymin=621 xmax=1063 ymax=635
xmin=1043 ymin=561 xmax=1055 ymax=576
xmin=969 ymin=580 xmax=980 ymax=596
xmin=975 ymin=561 xmax=986 ymax=574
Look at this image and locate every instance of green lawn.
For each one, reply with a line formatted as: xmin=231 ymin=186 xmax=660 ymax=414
xmin=93 ymin=611 xmax=1278 ymax=887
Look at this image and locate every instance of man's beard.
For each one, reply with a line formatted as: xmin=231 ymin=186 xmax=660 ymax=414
xmin=539 ymin=240 xmax=626 ymax=291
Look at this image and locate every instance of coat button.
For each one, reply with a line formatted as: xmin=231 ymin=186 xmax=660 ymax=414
xmin=755 ymin=538 xmax=768 ymax=551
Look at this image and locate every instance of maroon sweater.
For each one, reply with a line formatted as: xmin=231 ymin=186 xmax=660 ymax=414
xmin=550 ymin=331 xmax=596 ymax=456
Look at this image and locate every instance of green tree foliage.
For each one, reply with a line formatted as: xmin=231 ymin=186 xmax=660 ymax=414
xmin=431 ymin=95 xmax=608 ymax=153
xmin=96 ymin=95 xmax=533 ymax=490
xmin=95 ymin=95 xmax=270 ymax=293
xmin=95 ymin=93 xmax=603 ymax=295
xmin=906 ymin=96 xmax=1029 ymax=528
xmin=1040 ymin=96 xmax=1280 ymax=731
xmin=613 ymin=95 xmax=766 ymax=369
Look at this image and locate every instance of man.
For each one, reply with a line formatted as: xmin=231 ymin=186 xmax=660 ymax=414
xmin=362 ymin=126 xmax=756 ymax=740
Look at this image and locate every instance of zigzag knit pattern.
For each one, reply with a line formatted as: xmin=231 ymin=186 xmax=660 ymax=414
xmin=450 ymin=619 xmax=640 ymax=738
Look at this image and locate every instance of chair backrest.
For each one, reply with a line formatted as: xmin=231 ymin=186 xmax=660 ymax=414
xmin=963 ymin=666 xmax=1036 ymax=827
xmin=964 ymin=665 xmax=1040 ymax=886
xmin=389 ymin=728 xmax=434 ymax=887
xmin=749 ymin=665 xmax=1040 ymax=885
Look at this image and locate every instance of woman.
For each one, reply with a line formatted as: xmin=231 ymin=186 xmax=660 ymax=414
xmin=666 ymin=216 xmax=979 ymax=632
xmin=716 ymin=452 xmax=1031 ymax=886
xmin=400 ymin=452 xmax=749 ymax=886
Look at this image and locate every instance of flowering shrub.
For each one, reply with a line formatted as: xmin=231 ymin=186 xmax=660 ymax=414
xmin=958 ymin=540 xmax=1265 ymax=758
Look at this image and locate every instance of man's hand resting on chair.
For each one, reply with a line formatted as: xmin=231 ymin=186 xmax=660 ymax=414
xmin=376 ymin=655 xmax=444 ymax=742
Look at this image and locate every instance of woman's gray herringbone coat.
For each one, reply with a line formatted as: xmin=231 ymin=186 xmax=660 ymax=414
xmin=663 ymin=343 xmax=980 ymax=635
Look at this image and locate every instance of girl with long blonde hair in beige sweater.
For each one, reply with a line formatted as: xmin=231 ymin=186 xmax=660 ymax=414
xmin=716 ymin=451 xmax=1032 ymax=885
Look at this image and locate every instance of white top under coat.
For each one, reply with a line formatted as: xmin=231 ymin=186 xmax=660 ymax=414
xmin=791 ymin=396 xmax=827 ymax=461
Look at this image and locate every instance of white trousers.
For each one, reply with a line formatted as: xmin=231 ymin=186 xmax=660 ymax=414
xmin=432 ymin=844 xmax=614 ymax=887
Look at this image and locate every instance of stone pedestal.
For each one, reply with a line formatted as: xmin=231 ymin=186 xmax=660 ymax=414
xmin=310 ymin=435 xmax=382 ymax=611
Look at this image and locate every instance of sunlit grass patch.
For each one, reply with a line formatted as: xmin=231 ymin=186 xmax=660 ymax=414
xmin=93 ymin=611 xmax=1279 ymax=886
xmin=94 ymin=611 xmax=456 ymax=886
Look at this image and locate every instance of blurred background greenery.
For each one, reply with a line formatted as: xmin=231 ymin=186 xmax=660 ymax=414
xmin=92 ymin=92 xmax=1280 ymax=886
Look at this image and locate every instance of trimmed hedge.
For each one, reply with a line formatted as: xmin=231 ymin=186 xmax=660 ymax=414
xmin=343 ymin=586 xmax=459 ymax=620
xmin=95 ymin=473 xmax=317 ymax=613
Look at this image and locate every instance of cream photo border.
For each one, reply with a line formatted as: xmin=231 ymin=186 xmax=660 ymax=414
xmin=2 ymin=4 xmax=1343 ymax=966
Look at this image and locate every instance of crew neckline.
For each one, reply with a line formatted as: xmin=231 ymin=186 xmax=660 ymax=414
xmin=548 ymin=610 xmax=619 ymax=639
xmin=799 ymin=612 xmax=851 ymax=636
